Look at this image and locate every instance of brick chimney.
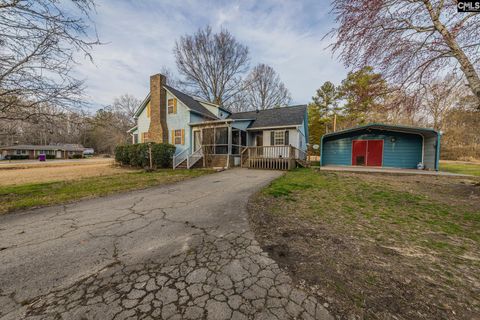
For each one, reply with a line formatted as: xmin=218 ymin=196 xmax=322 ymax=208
xmin=148 ymin=74 xmax=168 ymax=143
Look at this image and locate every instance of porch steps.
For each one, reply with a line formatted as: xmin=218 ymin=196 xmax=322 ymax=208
xmin=296 ymin=159 xmax=310 ymax=168
xmin=175 ymin=159 xmax=188 ymax=169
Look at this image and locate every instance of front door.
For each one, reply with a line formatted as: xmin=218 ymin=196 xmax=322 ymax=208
xmin=256 ymin=133 xmax=263 ymax=147
xmin=256 ymin=133 xmax=263 ymax=156
xmin=366 ymin=140 xmax=383 ymax=166
xmin=352 ymin=140 xmax=383 ymax=166
xmin=193 ymin=130 xmax=201 ymax=152
xmin=352 ymin=140 xmax=367 ymax=166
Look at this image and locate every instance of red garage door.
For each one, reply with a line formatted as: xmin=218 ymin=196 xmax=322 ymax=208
xmin=352 ymin=140 xmax=383 ymax=166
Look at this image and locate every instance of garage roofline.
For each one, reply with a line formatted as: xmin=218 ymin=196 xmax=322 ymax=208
xmin=322 ymin=123 xmax=439 ymax=139
xmin=320 ymin=123 xmax=441 ymax=170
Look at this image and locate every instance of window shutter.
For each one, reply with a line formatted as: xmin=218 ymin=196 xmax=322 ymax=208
xmin=171 ymin=130 xmax=175 ymax=144
xmin=173 ymin=98 xmax=177 ymax=114
xmin=181 ymin=129 xmax=185 ymax=145
xmin=285 ymin=131 xmax=289 ymax=145
xmin=270 ymin=131 xmax=274 ymax=146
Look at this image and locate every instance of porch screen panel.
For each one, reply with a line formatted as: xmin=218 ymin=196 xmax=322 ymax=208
xmin=215 ymin=127 xmax=228 ymax=154
xmin=232 ymin=130 xmax=240 ymax=155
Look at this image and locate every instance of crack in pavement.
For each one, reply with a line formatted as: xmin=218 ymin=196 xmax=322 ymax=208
xmin=0 ymin=169 xmax=333 ymax=320
xmin=23 ymin=232 xmax=332 ymax=320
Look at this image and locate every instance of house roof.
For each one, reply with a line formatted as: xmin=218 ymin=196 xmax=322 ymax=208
xmin=1 ymin=144 xmax=85 ymax=151
xmin=134 ymin=85 xmax=219 ymax=120
xmin=228 ymin=105 xmax=307 ymax=129
xmin=164 ymin=85 xmax=218 ymax=119
xmin=322 ymin=123 xmax=439 ymax=139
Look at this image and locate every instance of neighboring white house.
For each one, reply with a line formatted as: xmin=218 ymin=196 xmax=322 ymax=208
xmin=0 ymin=144 xmax=85 ymax=160
xmin=129 ymin=73 xmax=309 ymax=169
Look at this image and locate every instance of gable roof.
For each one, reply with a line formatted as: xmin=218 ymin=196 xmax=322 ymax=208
xmin=164 ymin=85 xmax=218 ymax=119
xmin=229 ymin=105 xmax=307 ymax=129
xmin=133 ymin=86 xmax=219 ymax=119
xmin=322 ymin=123 xmax=439 ymax=139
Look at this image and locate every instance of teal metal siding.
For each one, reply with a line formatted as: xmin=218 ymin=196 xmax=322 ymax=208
xmin=322 ymin=129 xmax=423 ymax=168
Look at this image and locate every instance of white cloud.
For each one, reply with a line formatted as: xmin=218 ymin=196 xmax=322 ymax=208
xmin=75 ymin=0 xmax=347 ymax=109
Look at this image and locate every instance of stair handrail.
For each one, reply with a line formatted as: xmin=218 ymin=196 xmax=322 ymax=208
xmin=187 ymin=148 xmax=203 ymax=168
xmin=173 ymin=148 xmax=189 ymax=169
xmin=240 ymin=147 xmax=249 ymax=167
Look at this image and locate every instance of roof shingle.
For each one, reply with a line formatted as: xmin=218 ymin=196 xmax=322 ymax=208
xmin=229 ymin=105 xmax=307 ymax=128
xmin=164 ymin=85 xmax=218 ymax=119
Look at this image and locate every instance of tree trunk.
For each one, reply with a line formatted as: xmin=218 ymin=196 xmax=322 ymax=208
xmin=423 ymin=0 xmax=480 ymax=108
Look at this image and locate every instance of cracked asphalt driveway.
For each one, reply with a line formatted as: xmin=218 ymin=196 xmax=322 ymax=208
xmin=0 ymin=169 xmax=333 ymax=320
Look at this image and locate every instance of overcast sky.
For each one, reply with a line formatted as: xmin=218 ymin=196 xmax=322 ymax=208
xmin=77 ymin=0 xmax=347 ymax=110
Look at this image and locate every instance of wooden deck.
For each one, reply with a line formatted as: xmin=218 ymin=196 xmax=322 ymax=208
xmin=241 ymin=146 xmax=307 ymax=170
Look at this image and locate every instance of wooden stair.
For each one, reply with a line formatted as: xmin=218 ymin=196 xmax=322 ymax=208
xmin=296 ymin=159 xmax=310 ymax=168
xmin=175 ymin=159 xmax=188 ymax=169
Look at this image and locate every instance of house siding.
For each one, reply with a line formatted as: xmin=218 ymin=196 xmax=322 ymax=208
xmin=166 ymin=92 xmax=191 ymax=155
xmin=322 ymin=129 xmax=423 ymax=169
xmin=137 ymin=101 xmax=151 ymax=142
xmin=423 ymin=135 xmax=437 ymax=170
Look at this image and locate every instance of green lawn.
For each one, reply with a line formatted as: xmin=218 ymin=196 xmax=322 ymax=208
xmin=252 ymin=168 xmax=480 ymax=318
xmin=0 ymin=169 xmax=212 ymax=214
xmin=263 ymin=169 xmax=479 ymax=247
xmin=440 ymin=161 xmax=480 ymax=176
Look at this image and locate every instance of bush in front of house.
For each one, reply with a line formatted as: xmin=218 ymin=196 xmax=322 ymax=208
xmin=7 ymin=155 xmax=29 ymax=160
xmin=46 ymin=154 xmax=56 ymax=159
xmin=70 ymin=154 xmax=83 ymax=159
xmin=151 ymin=143 xmax=176 ymax=168
xmin=114 ymin=143 xmax=176 ymax=169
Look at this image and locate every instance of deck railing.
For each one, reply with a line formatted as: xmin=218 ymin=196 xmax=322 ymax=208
xmin=241 ymin=145 xmax=305 ymax=170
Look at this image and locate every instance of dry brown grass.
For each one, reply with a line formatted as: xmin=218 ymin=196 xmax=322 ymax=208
xmin=0 ymin=158 xmax=137 ymax=186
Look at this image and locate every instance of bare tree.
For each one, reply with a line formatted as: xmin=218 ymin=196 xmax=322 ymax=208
xmin=0 ymin=0 xmax=99 ymax=121
xmin=329 ymin=0 xmax=480 ymax=108
xmin=243 ymin=64 xmax=291 ymax=110
xmin=112 ymin=94 xmax=141 ymax=126
xmin=159 ymin=66 xmax=183 ymax=89
xmin=174 ymin=26 xmax=250 ymax=106
xmin=420 ymin=75 xmax=463 ymax=130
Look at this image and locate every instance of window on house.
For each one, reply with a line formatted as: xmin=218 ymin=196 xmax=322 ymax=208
xmin=174 ymin=129 xmax=183 ymax=145
xmin=168 ymin=98 xmax=176 ymax=114
xmin=133 ymin=134 xmax=138 ymax=144
xmin=271 ymin=130 xmax=289 ymax=146
xmin=146 ymin=103 xmax=151 ymax=118
xmin=274 ymin=131 xmax=285 ymax=145
xmin=16 ymin=150 xmax=26 ymax=155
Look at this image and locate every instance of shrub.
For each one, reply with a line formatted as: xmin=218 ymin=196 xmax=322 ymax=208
xmin=115 ymin=143 xmax=176 ymax=169
xmin=152 ymin=143 xmax=176 ymax=168
xmin=45 ymin=154 xmax=56 ymax=159
xmin=7 ymin=155 xmax=29 ymax=160
xmin=70 ymin=154 xmax=83 ymax=159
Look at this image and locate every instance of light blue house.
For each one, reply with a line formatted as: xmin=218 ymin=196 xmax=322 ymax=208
xmin=129 ymin=73 xmax=309 ymax=169
xmin=320 ymin=124 xmax=441 ymax=170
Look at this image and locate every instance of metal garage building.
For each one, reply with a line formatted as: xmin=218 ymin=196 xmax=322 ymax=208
xmin=320 ymin=124 xmax=441 ymax=170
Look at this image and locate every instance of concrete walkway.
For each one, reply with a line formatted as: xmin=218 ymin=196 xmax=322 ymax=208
xmin=0 ymin=169 xmax=333 ymax=320
xmin=319 ymin=165 xmax=470 ymax=176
